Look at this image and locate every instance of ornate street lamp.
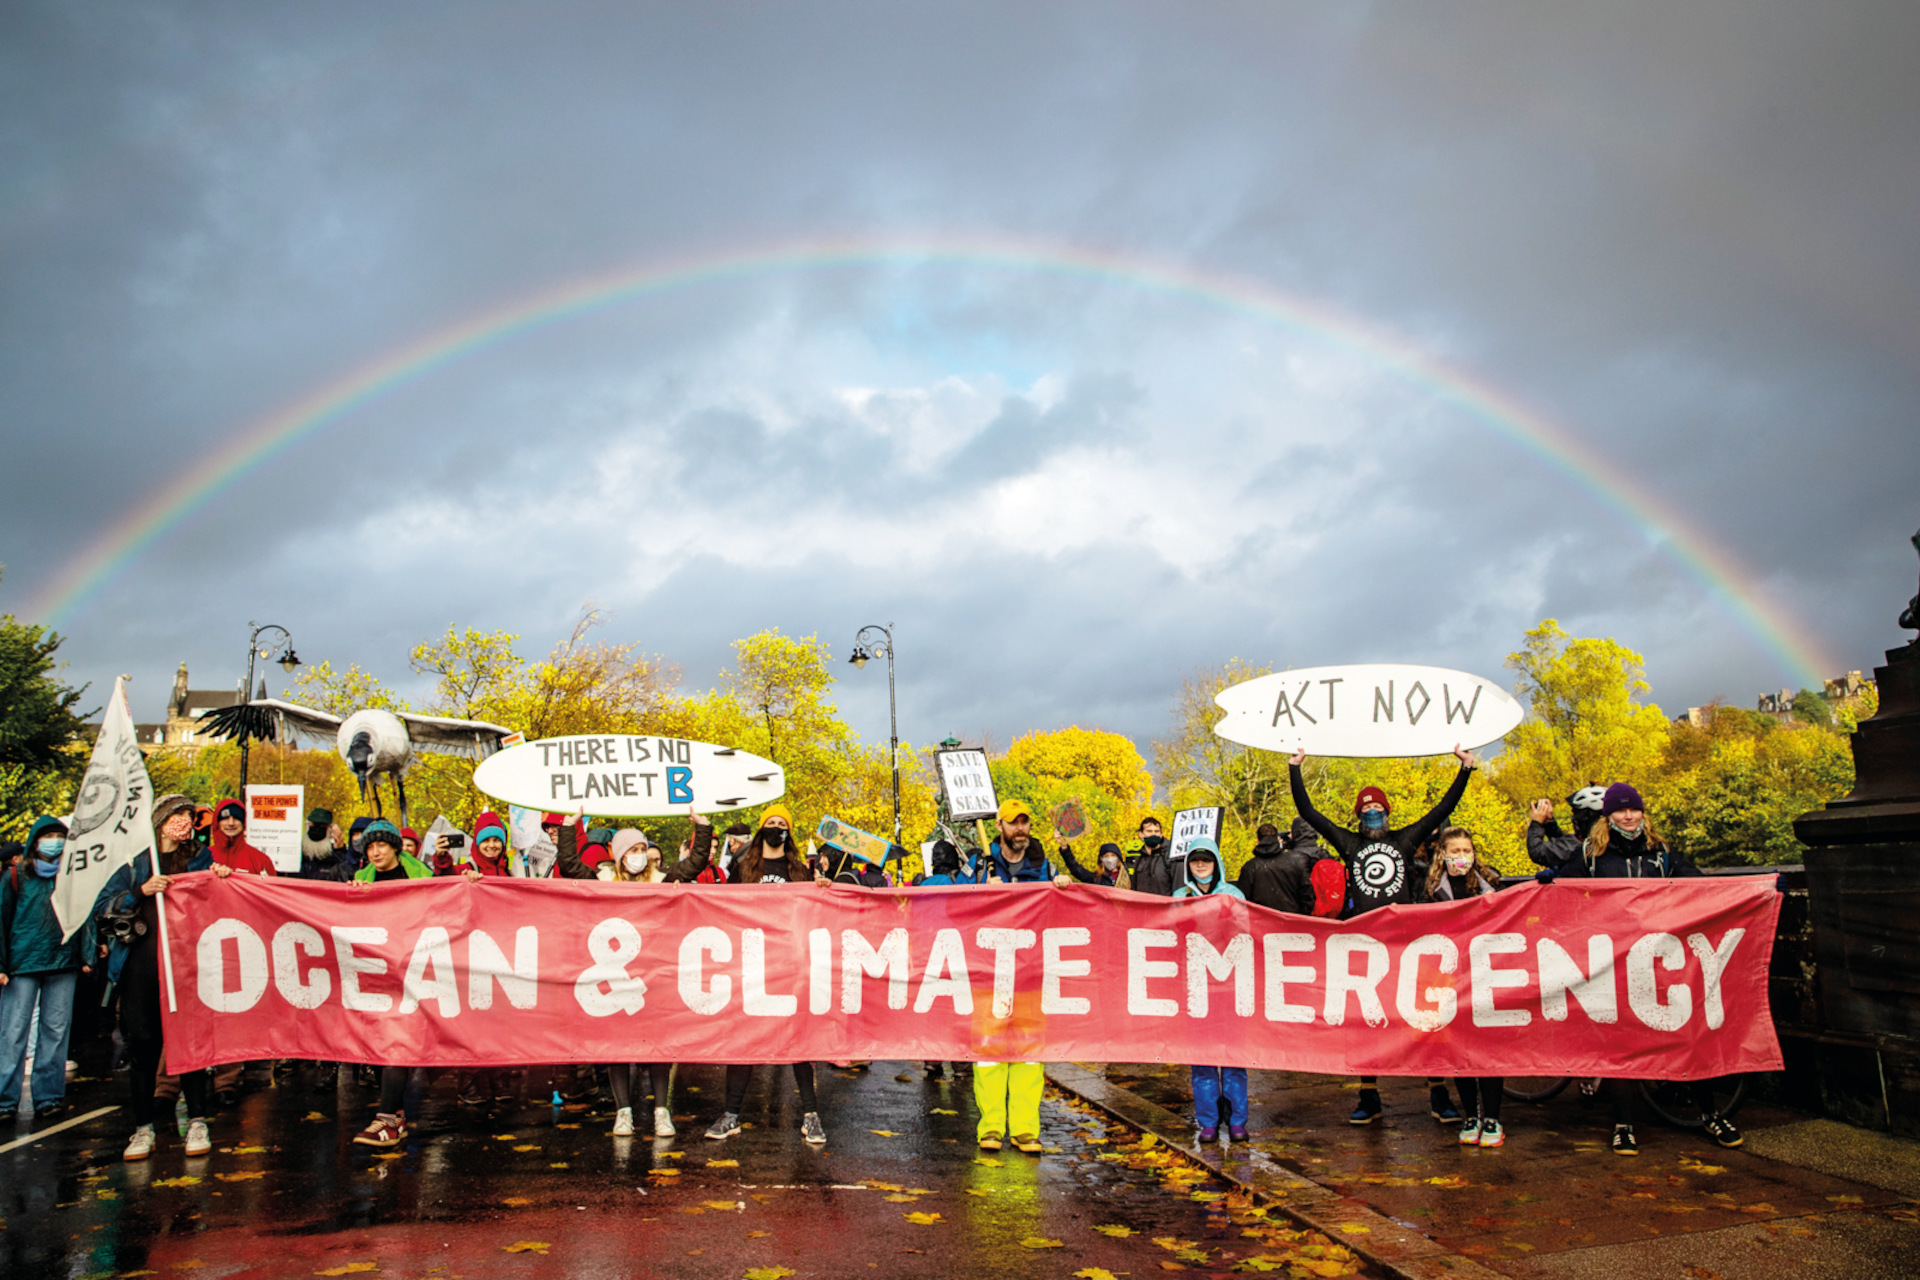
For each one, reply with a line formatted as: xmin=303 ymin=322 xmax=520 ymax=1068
xmin=848 ymin=623 xmax=900 ymax=845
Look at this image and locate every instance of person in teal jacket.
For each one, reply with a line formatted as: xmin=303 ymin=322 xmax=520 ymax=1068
xmin=0 ymin=816 xmax=96 ymax=1119
xmin=1171 ymin=839 xmax=1251 ymax=1143
xmin=350 ymin=820 xmax=434 ymax=1150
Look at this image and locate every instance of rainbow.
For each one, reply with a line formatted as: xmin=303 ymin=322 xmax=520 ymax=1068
xmin=21 ymin=233 xmax=1834 ymax=686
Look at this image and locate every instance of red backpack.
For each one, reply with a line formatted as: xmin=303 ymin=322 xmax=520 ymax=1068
xmin=1308 ymin=855 xmax=1347 ymax=918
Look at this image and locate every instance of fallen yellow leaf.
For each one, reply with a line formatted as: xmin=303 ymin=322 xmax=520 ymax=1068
xmin=303 ymin=1112 xmax=327 ymax=1122
xmin=903 ymin=1211 xmax=944 ymax=1225
xmin=870 ymin=1129 xmax=899 ymax=1137
xmin=867 ymin=1181 xmax=907 ymax=1191
xmin=1075 ymin=1270 xmax=1121 ymax=1280
xmin=502 ymin=1241 xmax=551 ymax=1254
xmin=1021 ymin=1237 xmax=1065 ymax=1250
xmin=884 ymin=1194 xmax=918 ymax=1203
xmin=705 ymin=1200 xmax=740 ymax=1210
xmin=215 ymin=1171 xmax=266 ymax=1182
xmin=707 ymin=1159 xmax=740 ymax=1168
xmin=153 ymin=1176 xmax=201 ymax=1187
xmin=548 ymin=1162 xmax=570 ymax=1169
xmin=744 ymin=1268 xmax=796 ymax=1280
xmin=1140 ymin=1133 xmax=1159 ymax=1149
xmin=747 ymin=1229 xmax=772 ymax=1238
xmin=974 ymin=1157 xmax=1003 ymax=1168
xmin=1093 ymin=1224 xmax=1134 ymax=1237
xmin=493 ymin=1134 xmax=517 ymax=1140
xmin=502 ymin=1197 xmax=531 ymax=1206
xmin=513 ymin=1145 xmax=540 ymax=1152
xmin=931 ymin=1107 xmax=958 ymax=1115
xmin=229 ymin=1145 xmax=268 ymax=1154
xmin=313 ymin=1264 xmax=377 ymax=1276
xmin=1154 ymin=1237 xmax=1197 ymax=1252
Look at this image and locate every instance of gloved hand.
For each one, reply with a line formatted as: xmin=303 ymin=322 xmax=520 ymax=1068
xmin=1534 ymin=866 xmax=1556 ymax=885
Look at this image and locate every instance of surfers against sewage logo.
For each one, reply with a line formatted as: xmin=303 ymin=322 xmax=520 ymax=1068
xmin=1353 ymin=842 xmax=1404 ymax=900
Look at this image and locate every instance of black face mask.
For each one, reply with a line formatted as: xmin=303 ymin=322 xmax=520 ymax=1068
xmin=307 ymin=823 xmax=328 ymax=841
xmin=760 ymin=828 xmax=787 ymax=849
xmin=1142 ymin=835 xmax=1164 ymax=849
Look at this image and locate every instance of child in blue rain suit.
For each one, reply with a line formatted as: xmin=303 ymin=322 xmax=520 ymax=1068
xmin=1172 ymin=838 xmax=1249 ymax=1142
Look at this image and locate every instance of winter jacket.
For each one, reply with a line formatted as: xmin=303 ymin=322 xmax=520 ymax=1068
xmin=1421 ymin=867 xmax=1502 ymax=902
xmin=295 ymin=830 xmax=353 ymax=882
xmin=1527 ymin=819 xmax=1584 ymax=871
xmin=606 ymin=823 xmax=722 ymax=884
xmin=1562 ymin=826 xmax=1700 ymax=880
xmin=0 ymin=818 xmax=96 ymax=976
xmin=987 ymin=841 xmax=1057 ymax=885
xmin=1172 ymin=848 xmax=1247 ymax=901
xmin=1290 ymin=761 xmax=1473 ymax=917
xmin=1059 ymin=844 xmax=1130 ymax=889
xmin=352 ymin=853 xmax=435 ymax=882
xmin=1128 ymin=839 xmax=1179 ymax=897
xmin=825 ymin=846 xmax=891 ymax=887
xmin=1236 ymin=820 xmax=1325 ymax=915
xmin=209 ymin=801 xmax=277 ymax=876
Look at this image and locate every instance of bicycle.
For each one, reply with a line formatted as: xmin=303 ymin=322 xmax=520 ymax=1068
xmin=1501 ymin=1074 xmax=1747 ymax=1127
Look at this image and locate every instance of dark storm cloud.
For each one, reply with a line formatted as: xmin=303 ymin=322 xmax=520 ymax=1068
xmin=1 ymin=0 xmax=1915 ymax=751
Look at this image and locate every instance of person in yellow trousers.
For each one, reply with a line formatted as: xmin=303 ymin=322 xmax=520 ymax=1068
xmin=974 ymin=798 xmax=1058 ymax=1154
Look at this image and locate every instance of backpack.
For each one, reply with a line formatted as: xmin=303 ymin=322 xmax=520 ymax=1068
xmin=1308 ymin=855 xmax=1347 ymax=918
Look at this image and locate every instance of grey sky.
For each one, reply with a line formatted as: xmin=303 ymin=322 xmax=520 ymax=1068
xmin=2 ymin=1 xmax=1915 ymax=757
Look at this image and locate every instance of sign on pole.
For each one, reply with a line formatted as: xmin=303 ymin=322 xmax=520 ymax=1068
xmin=934 ymin=748 xmax=997 ymax=822
xmin=244 ymin=784 xmax=304 ymax=873
xmin=1051 ymin=799 xmax=1088 ymax=842
xmin=1212 ymin=663 xmax=1525 ymax=757
xmin=54 ymin=675 xmax=155 ymax=941
xmin=1169 ymin=806 xmax=1225 ymax=862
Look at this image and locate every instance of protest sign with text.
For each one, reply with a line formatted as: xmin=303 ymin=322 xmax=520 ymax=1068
xmin=245 ymin=785 xmax=304 ymax=873
xmin=158 ymin=875 xmax=1782 ymax=1080
xmin=1213 ymin=664 xmax=1526 ymax=757
xmin=1169 ymin=806 xmax=1225 ymax=861
xmin=473 ymin=734 xmax=783 ymax=816
xmin=934 ymin=749 xmax=997 ymax=822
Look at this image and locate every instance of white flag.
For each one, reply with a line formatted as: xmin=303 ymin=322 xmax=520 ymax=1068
xmin=54 ymin=675 xmax=156 ymax=941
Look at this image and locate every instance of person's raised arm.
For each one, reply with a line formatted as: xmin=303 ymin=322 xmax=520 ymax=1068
xmin=661 ymin=807 xmax=713 ymax=883
xmin=554 ymin=809 xmax=589 ymax=881
xmin=1526 ymin=799 xmax=1579 ymax=869
xmin=1057 ymin=844 xmax=1100 ymax=885
xmin=1288 ymin=749 xmax=1344 ymax=847
xmin=1400 ymin=746 xmax=1476 ymax=851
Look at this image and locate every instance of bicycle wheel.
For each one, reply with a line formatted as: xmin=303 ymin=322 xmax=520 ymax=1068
xmin=1501 ymin=1076 xmax=1571 ymax=1103
xmin=1637 ymin=1076 xmax=1748 ymax=1128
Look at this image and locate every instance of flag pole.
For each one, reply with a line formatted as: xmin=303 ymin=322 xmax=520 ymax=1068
xmin=156 ymin=888 xmax=178 ymax=1014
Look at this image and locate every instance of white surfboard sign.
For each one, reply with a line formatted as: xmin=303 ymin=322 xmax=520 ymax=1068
xmin=1213 ymin=664 xmax=1524 ymax=758
xmin=471 ymin=734 xmax=785 ymax=816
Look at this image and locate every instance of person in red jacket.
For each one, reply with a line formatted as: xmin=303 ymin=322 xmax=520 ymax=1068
xmin=209 ymin=800 xmax=277 ymax=876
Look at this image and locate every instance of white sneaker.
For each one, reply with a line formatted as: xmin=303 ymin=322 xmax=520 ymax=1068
xmin=654 ymin=1106 xmax=676 ymax=1138
xmin=184 ymin=1119 xmax=211 ymax=1157
xmin=124 ymin=1124 xmax=156 ymax=1161
xmin=612 ymin=1107 xmax=635 ymax=1137
xmin=1457 ymin=1117 xmax=1483 ymax=1146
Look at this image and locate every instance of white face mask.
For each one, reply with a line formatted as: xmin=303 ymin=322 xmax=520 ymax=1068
xmin=1444 ymin=851 xmax=1475 ymax=875
xmin=622 ymin=852 xmax=647 ymax=873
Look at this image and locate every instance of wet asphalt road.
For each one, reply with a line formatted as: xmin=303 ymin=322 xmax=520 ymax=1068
xmin=0 ymin=1060 xmax=1362 ymax=1279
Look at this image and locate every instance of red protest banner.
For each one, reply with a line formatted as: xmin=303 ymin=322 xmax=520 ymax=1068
xmin=157 ymin=875 xmax=1782 ymax=1079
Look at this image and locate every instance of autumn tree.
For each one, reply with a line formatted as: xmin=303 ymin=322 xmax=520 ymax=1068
xmin=1645 ymin=706 xmax=1854 ymax=866
xmin=1494 ymin=620 xmax=1672 ymax=810
xmin=0 ymin=583 xmax=95 ymax=837
xmin=988 ymin=726 xmax=1155 ymax=855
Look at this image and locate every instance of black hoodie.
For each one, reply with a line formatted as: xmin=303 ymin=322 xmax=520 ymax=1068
xmin=1290 ymin=761 xmax=1473 ymax=916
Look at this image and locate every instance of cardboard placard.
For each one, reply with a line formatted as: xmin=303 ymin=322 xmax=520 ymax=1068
xmin=245 ymin=784 xmax=305 ymax=874
xmin=1169 ymin=806 xmax=1225 ymax=862
xmin=816 ymin=815 xmax=891 ymax=866
xmin=934 ymin=748 xmax=998 ymax=822
xmin=1051 ymin=799 xmax=1088 ymax=842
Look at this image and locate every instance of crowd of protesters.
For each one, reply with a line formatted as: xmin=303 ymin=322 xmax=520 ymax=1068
xmin=0 ymin=754 xmax=1746 ymax=1169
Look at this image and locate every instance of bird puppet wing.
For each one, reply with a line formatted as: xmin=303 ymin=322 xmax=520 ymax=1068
xmin=194 ymin=697 xmax=343 ymax=747
xmin=393 ymin=711 xmax=516 ymax=760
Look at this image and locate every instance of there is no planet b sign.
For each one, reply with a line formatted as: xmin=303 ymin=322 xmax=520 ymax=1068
xmin=1212 ymin=663 xmax=1524 ymax=758
xmin=472 ymin=734 xmax=785 ymax=815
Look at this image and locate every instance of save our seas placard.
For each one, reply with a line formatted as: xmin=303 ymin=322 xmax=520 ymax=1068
xmin=473 ymin=734 xmax=785 ymax=816
xmin=1212 ymin=663 xmax=1525 ymax=758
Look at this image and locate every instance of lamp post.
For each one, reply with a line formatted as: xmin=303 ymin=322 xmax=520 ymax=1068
xmin=239 ymin=622 xmax=299 ymax=791
xmin=848 ymin=623 xmax=900 ymax=845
